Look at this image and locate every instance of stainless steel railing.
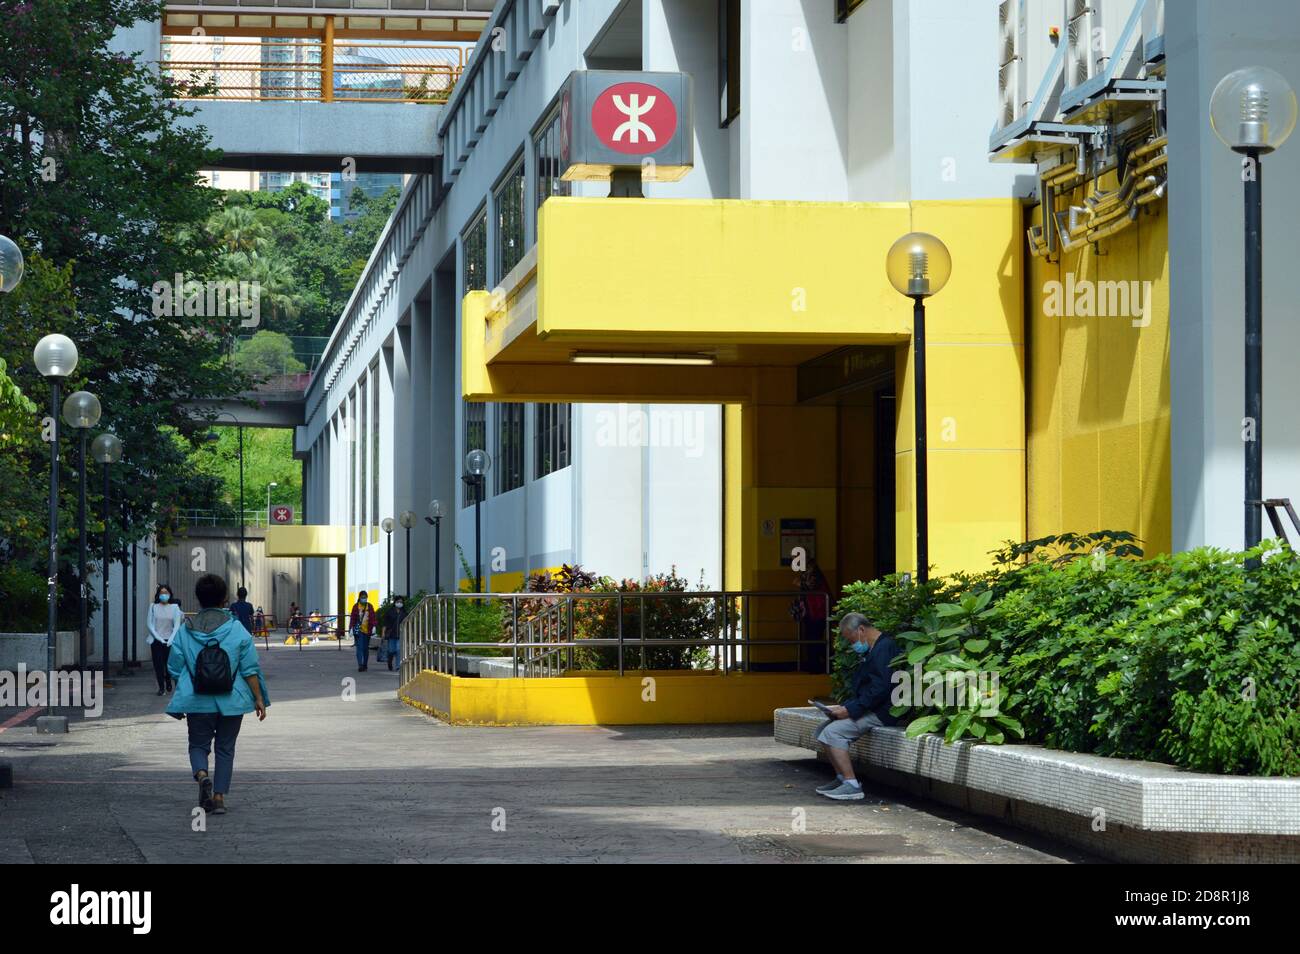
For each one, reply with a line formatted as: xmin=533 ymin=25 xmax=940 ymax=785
xmin=399 ymin=590 xmax=832 ymax=687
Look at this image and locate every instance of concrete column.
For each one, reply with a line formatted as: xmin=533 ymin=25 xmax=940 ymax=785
xmin=431 ymin=271 xmax=457 ymax=594
xmin=390 ymin=324 xmax=414 ymax=596
xmin=1166 ymin=0 xmax=1300 ymax=551
xmin=409 ymin=297 xmax=434 ymax=592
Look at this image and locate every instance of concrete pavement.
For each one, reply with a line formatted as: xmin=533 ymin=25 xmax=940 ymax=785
xmin=0 ymin=643 xmax=1094 ymax=863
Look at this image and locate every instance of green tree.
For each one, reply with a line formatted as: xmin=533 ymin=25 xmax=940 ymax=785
xmin=232 ymin=330 xmax=305 ymax=380
xmin=0 ymin=0 xmax=249 ymax=628
xmin=185 ymin=426 xmax=302 ymax=520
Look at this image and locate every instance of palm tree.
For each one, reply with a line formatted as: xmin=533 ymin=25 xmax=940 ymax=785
xmin=210 ymin=205 xmax=269 ymax=255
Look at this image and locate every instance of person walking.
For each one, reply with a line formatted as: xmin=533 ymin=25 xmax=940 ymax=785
xmin=380 ymin=596 xmax=407 ymax=672
xmin=167 ymin=573 xmax=270 ymax=816
xmin=349 ymin=591 xmax=378 ymax=672
xmin=146 ymin=584 xmax=184 ymax=695
xmin=229 ymin=586 xmax=255 ymax=632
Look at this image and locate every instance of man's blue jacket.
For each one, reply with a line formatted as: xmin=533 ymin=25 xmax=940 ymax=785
xmin=844 ymin=633 xmax=900 ymax=725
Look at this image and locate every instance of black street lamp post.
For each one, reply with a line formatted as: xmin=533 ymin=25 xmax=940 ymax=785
xmin=1210 ymin=67 xmax=1296 ymax=560
xmin=91 ymin=433 xmax=122 ymax=671
xmin=399 ymin=511 xmax=417 ymax=596
xmin=424 ymin=499 xmax=444 ymax=594
xmin=33 ymin=334 xmax=79 ymax=697
xmin=62 ymin=390 xmax=101 ymax=670
xmin=461 ymin=451 xmax=491 ymax=593
xmin=886 ymin=234 xmax=951 ymax=586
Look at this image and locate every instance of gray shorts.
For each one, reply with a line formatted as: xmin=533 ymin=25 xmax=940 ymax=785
xmin=816 ymin=711 xmax=883 ymax=750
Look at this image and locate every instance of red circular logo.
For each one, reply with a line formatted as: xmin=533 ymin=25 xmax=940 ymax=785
xmin=590 ymin=82 xmax=677 ymax=155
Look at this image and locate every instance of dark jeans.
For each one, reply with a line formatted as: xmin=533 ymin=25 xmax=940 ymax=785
xmin=355 ymin=631 xmax=370 ymax=667
xmin=150 ymin=640 xmax=172 ymax=691
xmin=187 ymin=713 xmax=244 ymax=795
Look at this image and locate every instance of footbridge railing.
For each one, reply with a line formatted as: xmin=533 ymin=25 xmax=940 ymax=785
xmin=399 ymin=591 xmax=832 ymax=687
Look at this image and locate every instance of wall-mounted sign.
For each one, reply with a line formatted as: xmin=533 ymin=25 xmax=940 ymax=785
xmin=779 ymin=518 xmax=817 ymax=568
xmin=270 ymin=505 xmax=294 ymax=525
xmin=553 ymin=70 xmax=694 ymax=182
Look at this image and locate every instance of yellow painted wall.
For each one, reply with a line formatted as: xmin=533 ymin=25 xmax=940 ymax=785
xmin=400 ymin=669 xmax=832 ymax=725
xmin=1026 ymin=178 xmax=1171 ymax=554
xmin=895 ymin=201 xmax=1026 ymax=575
xmin=537 ymin=198 xmax=914 ymax=344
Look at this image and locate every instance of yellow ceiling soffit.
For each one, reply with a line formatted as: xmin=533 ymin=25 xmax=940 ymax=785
xmin=265 ymin=524 xmax=348 ymax=558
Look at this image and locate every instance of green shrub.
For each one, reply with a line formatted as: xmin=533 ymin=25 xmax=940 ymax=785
xmin=832 ymin=532 xmax=1300 ymax=776
xmin=571 ymin=568 xmax=716 ymax=671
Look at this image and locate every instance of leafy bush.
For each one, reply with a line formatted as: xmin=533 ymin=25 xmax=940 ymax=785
xmin=989 ymin=543 xmax=1300 ymax=775
xmin=892 ymin=590 xmax=1025 ymax=745
xmin=451 ymin=599 xmax=507 ymax=656
xmin=832 ymin=532 xmax=1300 ymax=776
xmin=571 ymin=568 xmax=717 ymax=671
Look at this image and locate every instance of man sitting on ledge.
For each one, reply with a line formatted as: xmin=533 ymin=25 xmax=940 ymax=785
xmin=815 ymin=612 xmax=899 ymax=801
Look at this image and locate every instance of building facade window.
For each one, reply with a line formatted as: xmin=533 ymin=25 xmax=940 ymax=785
xmin=358 ymin=375 xmax=368 ymax=531
xmin=369 ymin=361 xmax=379 ymax=529
xmin=495 ymin=402 xmax=525 ymax=495
xmin=463 ymin=207 xmax=487 ymax=292
xmin=534 ymin=108 xmax=572 ymax=215
xmin=719 ymin=0 xmax=741 ymax=127
xmin=835 ymin=0 xmax=865 ymax=21
xmin=463 ymin=401 xmax=486 ymax=506
xmin=347 ymin=392 xmax=358 ymax=546
xmin=534 ymin=403 xmax=571 ymax=478
xmin=494 ymin=158 xmax=526 ymax=281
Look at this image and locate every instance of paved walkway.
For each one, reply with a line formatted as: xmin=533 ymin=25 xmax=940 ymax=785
xmin=0 ymin=644 xmax=1093 ymax=863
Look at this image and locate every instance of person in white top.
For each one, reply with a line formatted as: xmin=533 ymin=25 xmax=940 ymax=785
xmin=147 ymin=584 xmax=185 ymax=696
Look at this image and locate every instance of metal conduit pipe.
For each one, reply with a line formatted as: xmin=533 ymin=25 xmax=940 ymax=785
xmin=1131 ymin=135 xmax=1168 ymax=159
xmin=1132 ymin=152 xmax=1169 ymax=177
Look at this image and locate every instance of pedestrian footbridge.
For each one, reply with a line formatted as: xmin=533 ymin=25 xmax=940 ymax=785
xmin=135 ymin=3 xmax=494 ymax=171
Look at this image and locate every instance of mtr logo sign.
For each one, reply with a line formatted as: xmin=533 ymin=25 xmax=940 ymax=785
xmin=554 ymin=70 xmax=694 ymax=183
xmin=590 ymin=82 xmax=678 ymax=154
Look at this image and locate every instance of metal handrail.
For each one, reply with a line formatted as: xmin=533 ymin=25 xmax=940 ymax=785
xmin=398 ymin=590 xmax=832 ymax=687
xmin=159 ymin=37 xmax=465 ymax=104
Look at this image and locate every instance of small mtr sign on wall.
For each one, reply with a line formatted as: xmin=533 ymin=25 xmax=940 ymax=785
xmin=553 ymin=70 xmax=694 ymax=183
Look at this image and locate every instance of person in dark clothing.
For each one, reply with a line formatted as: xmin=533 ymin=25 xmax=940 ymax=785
xmin=228 ymin=587 xmax=255 ymax=633
xmin=795 ymin=560 xmax=830 ymax=672
xmin=379 ymin=596 xmax=407 ymax=671
xmin=814 ymin=612 xmax=899 ymax=801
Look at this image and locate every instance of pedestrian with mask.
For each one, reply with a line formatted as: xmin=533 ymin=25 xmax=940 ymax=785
xmin=380 ymin=596 xmax=407 ymax=671
xmin=349 ymin=590 xmax=378 ymax=672
xmin=147 ymin=584 xmax=184 ymax=695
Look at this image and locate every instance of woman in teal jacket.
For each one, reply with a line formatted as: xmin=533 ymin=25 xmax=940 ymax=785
xmin=167 ymin=573 xmax=270 ymax=815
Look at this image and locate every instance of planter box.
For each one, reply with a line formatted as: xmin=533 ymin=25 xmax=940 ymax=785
xmin=775 ymin=707 xmax=1300 ymax=863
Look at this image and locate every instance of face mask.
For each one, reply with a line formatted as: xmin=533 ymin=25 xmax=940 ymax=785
xmin=159 ymin=593 xmax=170 ymax=603
xmin=395 ymin=603 xmax=404 ymax=610
xmin=852 ymin=640 xmax=870 ymax=655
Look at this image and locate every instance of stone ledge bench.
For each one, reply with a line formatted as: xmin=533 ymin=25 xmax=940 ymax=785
xmin=775 ymin=707 xmax=1300 ymax=863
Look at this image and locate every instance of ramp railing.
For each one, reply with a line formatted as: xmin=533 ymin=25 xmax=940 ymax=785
xmin=399 ymin=590 xmax=832 ymax=687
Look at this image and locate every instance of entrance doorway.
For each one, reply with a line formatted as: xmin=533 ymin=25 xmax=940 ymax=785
xmin=797 ymin=346 xmax=898 ymax=594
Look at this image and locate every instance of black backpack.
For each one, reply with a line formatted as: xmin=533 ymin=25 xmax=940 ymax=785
xmin=191 ymin=637 xmax=234 ymax=695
